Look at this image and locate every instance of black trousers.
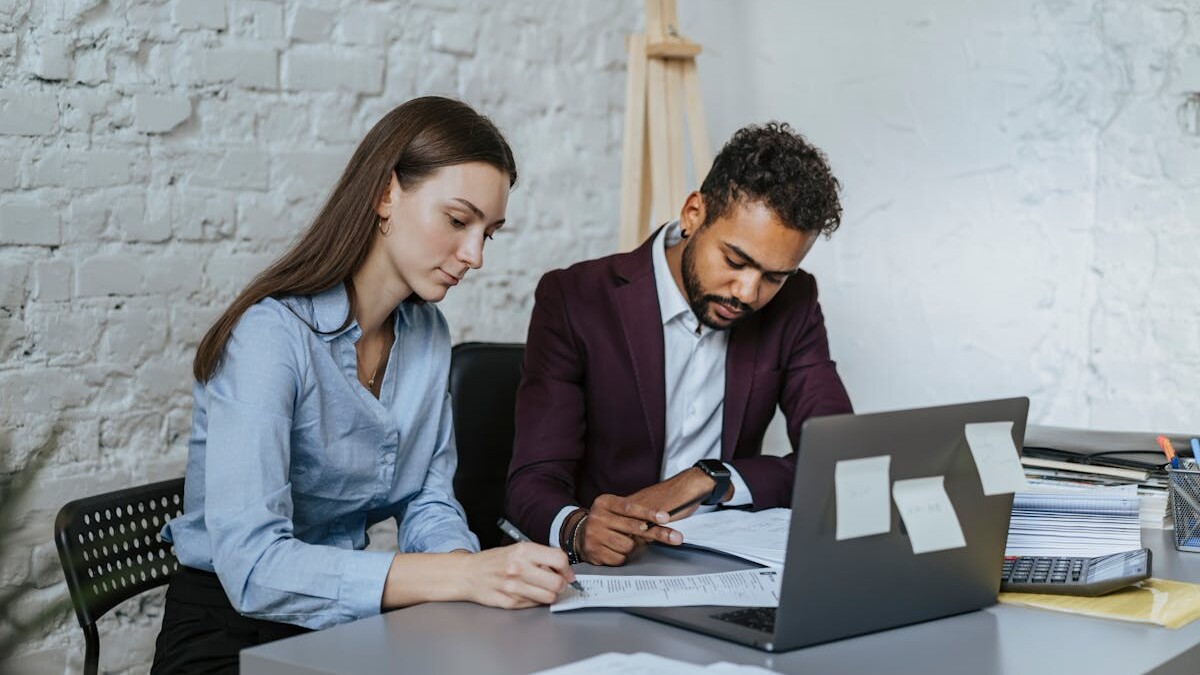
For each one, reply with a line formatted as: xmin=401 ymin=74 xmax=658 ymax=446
xmin=151 ymin=567 xmax=311 ymax=675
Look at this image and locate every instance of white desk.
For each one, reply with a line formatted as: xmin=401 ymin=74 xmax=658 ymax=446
xmin=242 ymin=530 xmax=1200 ymax=675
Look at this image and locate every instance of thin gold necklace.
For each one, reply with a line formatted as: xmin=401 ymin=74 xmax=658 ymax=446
xmin=359 ymin=315 xmax=394 ymax=392
xmin=366 ymin=354 xmax=383 ymax=389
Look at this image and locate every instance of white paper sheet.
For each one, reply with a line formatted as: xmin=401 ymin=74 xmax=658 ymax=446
xmin=834 ymin=455 xmax=892 ymax=540
xmin=964 ymin=421 xmax=1028 ymax=495
xmin=670 ymin=508 xmax=790 ymax=567
xmin=891 ymin=475 xmax=966 ymax=554
xmin=530 ymin=653 xmax=780 ymax=675
xmin=530 ymin=652 xmax=695 ymax=675
xmin=550 ymin=568 xmax=781 ymax=613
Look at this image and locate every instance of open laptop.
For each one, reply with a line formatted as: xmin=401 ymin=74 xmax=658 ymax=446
xmin=626 ymin=397 xmax=1029 ymax=652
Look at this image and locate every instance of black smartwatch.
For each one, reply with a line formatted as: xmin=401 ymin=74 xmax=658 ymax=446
xmin=693 ymin=459 xmax=732 ymax=505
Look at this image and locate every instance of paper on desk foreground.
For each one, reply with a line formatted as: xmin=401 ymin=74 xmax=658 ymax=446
xmin=999 ymin=577 xmax=1200 ymax=629
xmin=531 ymin=651 xmax=776 ymax=674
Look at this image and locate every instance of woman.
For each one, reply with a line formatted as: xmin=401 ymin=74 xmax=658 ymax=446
xmin=152 ymin=97 xmax=573 ymax=674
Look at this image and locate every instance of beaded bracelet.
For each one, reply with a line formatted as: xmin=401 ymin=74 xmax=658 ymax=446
xmin=565 ymin=511 xmax=589 ymax=565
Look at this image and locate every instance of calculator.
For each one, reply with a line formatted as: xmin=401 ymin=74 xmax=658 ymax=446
xmin=999 ymin=548 xmax=1152 ymax=596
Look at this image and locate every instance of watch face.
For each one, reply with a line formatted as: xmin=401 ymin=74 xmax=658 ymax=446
xmin=698 ymin=459 xmax=731 ymax=478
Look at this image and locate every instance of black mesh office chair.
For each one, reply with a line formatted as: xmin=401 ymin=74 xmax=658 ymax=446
xmin=53 ymin=478 xmax=185 ymax=675
xmin=449 ymin=342 xmax=525 ymax=549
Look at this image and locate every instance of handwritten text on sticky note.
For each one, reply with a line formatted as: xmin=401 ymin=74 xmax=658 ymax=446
xmin=835 ymin=456 xmax=892 ymax=541
xmin=892 ymin=476 xmax=966 ymax=554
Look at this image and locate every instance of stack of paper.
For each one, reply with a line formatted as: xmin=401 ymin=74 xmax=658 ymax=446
xmin=1022 ymin=425 xmax=1177 ymax=529
xmin=669 ymin=508 xmax=790 ymax=567
xmin=1140 ymin=487 xmax=1170 ymax=529
xmin=1004 ymin=482 xmax=1142 ymax=557
xmin=532 ymin=652 xmax=779 ymax=675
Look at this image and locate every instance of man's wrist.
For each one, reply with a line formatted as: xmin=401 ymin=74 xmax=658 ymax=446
xmin=559 ymin=508 xmax=587 ymax=549
xmin=561 ymin=509 xmax=588 ymax=564
xmin=692 ymin=460 xmax=733 ymax=505
xmin=689 ymin=467 xmax=732 ymax=502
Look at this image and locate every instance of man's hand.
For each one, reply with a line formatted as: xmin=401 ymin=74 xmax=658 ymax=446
xmin=628 ymin=466 xmax=732 ymax=521
xmin=574 ymin=494 xmax=678 ymax=566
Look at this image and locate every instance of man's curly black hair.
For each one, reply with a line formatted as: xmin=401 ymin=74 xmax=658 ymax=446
xmin=698 ymin=122 xmax=842 ymax=237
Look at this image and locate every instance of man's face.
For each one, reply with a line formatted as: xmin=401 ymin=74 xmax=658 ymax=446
xmin=681 ymin=199 xmax=817 ymax=330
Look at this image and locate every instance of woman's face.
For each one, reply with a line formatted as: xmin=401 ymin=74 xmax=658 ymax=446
xmin=378 ymin=161 xmax=510 ymax=302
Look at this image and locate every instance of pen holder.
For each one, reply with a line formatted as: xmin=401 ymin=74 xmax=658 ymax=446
xmin=1169 ymin=466 xmax=1200 ymax=552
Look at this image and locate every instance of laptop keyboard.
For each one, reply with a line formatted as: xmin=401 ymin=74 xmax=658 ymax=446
xmin=711 ymin=607 xmax=776 ymax=633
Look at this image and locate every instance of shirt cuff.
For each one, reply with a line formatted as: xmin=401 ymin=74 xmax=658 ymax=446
xmin=337 ymin=550 xmax=398 ymax=621
xmin=724 ymin=462 xmax=753 ymax=507
xmin=549 ymin=505 xmax=579 ymax=549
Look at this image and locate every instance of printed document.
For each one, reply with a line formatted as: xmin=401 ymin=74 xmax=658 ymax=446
xmin=550 ymin=568 xmax=781 ymax=613
xmin=835 ymin=455 xmax=892 ymax=540
xmin=964 ymin=421 xmax=1028 ymax=495
xmin=670 ymin=508 xmax=790 ymax=567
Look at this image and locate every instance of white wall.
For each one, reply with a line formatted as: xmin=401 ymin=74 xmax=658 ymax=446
xmin=0 ymin=1 xmax=638 ymax=672
xmin=683 ymin=0 xmax=1200 ymax=433
xmin=4 ymin=0 xmax=1198 ymax=671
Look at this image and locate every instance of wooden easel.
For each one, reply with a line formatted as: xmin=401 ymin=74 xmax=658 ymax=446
xmin=618 ymin=0 xmax=711 ymax=251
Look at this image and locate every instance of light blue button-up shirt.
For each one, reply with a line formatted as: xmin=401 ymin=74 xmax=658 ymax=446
xmin=163 ymin=283 xmax=479 ymax=630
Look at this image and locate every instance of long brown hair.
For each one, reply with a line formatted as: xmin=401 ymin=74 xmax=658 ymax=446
xmin=193 ymin=96 xmax=518 ymax=382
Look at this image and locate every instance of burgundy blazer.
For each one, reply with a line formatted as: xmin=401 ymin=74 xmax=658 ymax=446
xmin=505 ymin=233 xmax=853 ymax=544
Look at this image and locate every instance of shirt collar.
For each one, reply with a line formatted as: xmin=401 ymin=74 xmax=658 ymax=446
xmin=310 ymin=283 xmax=357 ymax=341
xmin=652 ymin=220 xmax=705 ymax=334
xmin=308 ymin=283 xmax=410 ymax=342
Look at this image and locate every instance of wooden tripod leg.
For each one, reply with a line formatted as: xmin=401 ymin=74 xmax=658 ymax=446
xmin=665 ymin=58 xmax=687 ymax=211
xmin=619 ymin=33 xmax=649 ymax=252
xmin=646 ymin=54 xmax=673 ymax=226
xmin=682 ymin=58 xmax=712 ymax=183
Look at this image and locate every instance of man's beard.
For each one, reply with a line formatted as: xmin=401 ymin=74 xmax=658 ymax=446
xmin=681 ymin=240 xmax=752 ymax=331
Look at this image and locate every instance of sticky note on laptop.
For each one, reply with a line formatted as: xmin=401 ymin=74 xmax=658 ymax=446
xmin=834 ymin=455 xmax=891 ymax=540
xmin=892 ymin=476 xmax=966 ymax=554
xmin=964 ymin=421 xmax=1027 ymax=495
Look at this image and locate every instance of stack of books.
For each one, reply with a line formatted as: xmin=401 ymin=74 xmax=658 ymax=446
xmin=1021 ymin=426 xmax=1180 ymax=530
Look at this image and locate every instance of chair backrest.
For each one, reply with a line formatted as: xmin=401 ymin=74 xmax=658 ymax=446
xmin=53 ymin=477 xmax=185 ymax=675
xmin=449 ymin=342 xmax=524 ymax=549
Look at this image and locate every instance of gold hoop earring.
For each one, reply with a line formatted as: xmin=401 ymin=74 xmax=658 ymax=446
xmin=378 ymin=216 xmax=391 ymax=236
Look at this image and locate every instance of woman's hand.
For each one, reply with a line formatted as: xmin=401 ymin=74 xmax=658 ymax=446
xmin=458 ymin=542 xmax=575 ymax=609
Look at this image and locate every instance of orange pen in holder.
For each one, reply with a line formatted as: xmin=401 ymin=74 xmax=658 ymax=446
xmin=1158 ymin=435 xmax=1180 ymax=469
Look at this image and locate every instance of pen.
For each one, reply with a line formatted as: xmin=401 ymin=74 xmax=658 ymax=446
xmin=1156 ymin=435 xmax=1179 ymax=469
xmin=668 ymin=493 xmax=706 ymax=517
xmin=496 ymin=518 xmax=584 ymax=593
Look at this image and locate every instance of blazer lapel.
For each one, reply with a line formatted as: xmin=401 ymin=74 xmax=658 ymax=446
xmin=612 ymin=237 xmax=667 ymax=468
xmin=722 ymin=313 xmax=762 ymax=460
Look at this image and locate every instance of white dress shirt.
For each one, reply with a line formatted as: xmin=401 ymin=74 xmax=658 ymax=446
xmin=548 ymin=222 xmax=751 ymax=545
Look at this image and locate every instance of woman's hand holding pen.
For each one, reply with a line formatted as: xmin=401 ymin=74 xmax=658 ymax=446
xmin=459 ymin=543 xmax=575 ymax=609
xmin=381 ymin=544 xmax=575 ymax=610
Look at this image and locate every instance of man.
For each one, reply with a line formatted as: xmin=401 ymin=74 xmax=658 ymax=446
xmin=506 ymin=123 xmax=853 ymax=566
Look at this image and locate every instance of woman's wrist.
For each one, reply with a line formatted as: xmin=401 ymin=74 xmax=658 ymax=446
xmin=382 ymin=551 xmax=473 ymax=608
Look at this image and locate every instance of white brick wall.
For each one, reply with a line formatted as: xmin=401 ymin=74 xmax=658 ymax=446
xmin=15 ymin=0 xmax=1194 ymax=671
xmin=685 ymin=0 xmax=1200 ymax=435
xmin=0 ymin=1 xmax=638 ymax=672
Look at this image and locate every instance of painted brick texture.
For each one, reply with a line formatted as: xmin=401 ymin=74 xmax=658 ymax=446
xmin=0 ymin=1 xmax=638 ymax=672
